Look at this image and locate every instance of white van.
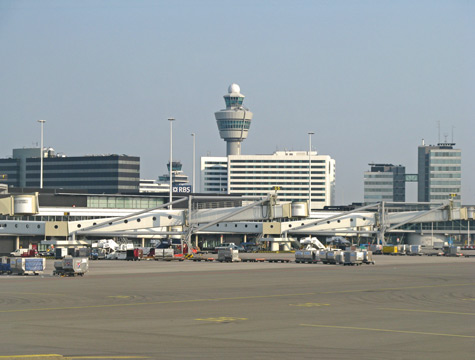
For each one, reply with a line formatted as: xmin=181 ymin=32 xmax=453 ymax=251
xmin=10 ymin=249 xmax=30 ymax=257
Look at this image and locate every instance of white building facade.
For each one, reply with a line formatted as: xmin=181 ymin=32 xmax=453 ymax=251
xmin=201 ymin=151 xmax=335 ymax=210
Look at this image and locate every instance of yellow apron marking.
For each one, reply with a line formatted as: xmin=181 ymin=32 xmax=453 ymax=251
xmin=379 ymin=308 xmax=475 ymax=316
xmin=195 ymin=317 xmax=247 ymax=323
xmin=300 ymin=324 xmax=475 ymax=338
xmin=107 ymin=296 xmax=132 ymax=299
xmin=0 ymin=283 xmax=473 ymax=314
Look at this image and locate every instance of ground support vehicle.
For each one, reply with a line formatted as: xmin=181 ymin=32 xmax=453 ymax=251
xmin=53 ymin=257 xmax=89 ymax=276
xmin=443 ymin=246 xmax=463 ymax=257
xmin=10 ymin=257 xmax=45 ymax=275
xmin=383 ymin=246 xmax=398 ymax=255
xmin=295 ymin=249 xmax=319 ymax=264
xmin=343 ymin=251 xmax=364 ymax=266
xmin=191 ymin=256 xmax=215 ymax=262
xmin=10 ymin=248 xmax=31 ymax=257
xmin=217 ymin=249 xmax=241 ymax=262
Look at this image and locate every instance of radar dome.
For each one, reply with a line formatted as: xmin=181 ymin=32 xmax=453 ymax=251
xmin=228 ymin=83 xmax=241 ymax=94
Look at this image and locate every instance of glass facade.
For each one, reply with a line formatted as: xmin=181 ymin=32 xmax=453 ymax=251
xmin=364 ymin=164 xmax=405 ymax=204
xmin=24 ymin=155 xmax=140 ymax=193
xmin=418 ymin=144 xmax=461 ymax=207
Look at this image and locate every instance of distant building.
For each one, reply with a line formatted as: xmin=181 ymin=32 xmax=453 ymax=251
xmin=201 ymin=157 xmax=228 ymax=193
xmin=0 ymin=148 xmax=140 ymax=194
xmin=201 ymin=151 xmax=335 ymax=210
xmin=418 ymin=142 xmax=461 ymax=207
xmin=364 ymin=164 xmax=406 ymax=204
xmin=157 ymin=161 xmax=190 ymax=185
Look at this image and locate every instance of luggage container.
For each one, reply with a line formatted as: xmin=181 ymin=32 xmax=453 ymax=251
xmin=397 ymin=245 xmax=407 ymax=255
xmin=343 ymin=251 xmax=364 ymax=266
xmin=154 ymin=248 xmax=174 ymax=260
xmin=383 ymin=246 xmax=398 ymax=254
xmin=10 ymin=257 xmax=45 ymax=275
xmin=335 ymin=253 xmax=344 ymax=265
xmin=370 ymin=244 xmax=383 ymax=254
xmin=326 ymin=250 xmax=342 ymax=264
xmin=58 ymin=257 xmax=89 ymax=276
xmin=218 ymin=249 xmax=240 ymax=262
xmin=319 ymin=250 xmax=328 ymax=264
xmin=126 ymin=248 xmax=144 ymax=261
xmin=407 ymin=245 xmax=422 ymax=256
xmin=295 ymin=249 xmax=318 ymax=263
xmin=363 ymin=251 xmax=375 ymax=264
xmin=55 ymin=247 xmax=68 ymax=259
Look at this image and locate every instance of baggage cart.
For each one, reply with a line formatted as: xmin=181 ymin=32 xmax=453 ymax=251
xmin=54 ymin=257 xmax=88 ymax=276
xmin=343 ymin=251 xmax=363 ymax=266
xmin=217 ymin=249 xmax=240 ymax=262
xmin=10 ymin=258 xmax=45 ymax=275
xmin=295 ymin=249 xmax=318 ymax=263
xmin=363 ymin=250 xmax=375 ymax=264
xmin=154 ymin=248 xmax=174 ymax=260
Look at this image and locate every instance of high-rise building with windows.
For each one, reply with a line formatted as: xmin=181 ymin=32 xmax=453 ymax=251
xmin=364 ymin=163 xmax=405 ymax=204
xmin=201 ymin=151 xmax=335 ymax=210
xmin=417 ymin=142 xmax=461 ymax=207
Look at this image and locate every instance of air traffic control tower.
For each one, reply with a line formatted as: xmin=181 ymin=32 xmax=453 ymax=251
xmin=215 ymin=83 xmax=253 ymax=156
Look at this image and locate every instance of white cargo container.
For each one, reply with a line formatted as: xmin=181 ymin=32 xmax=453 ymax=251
xmin=10 ymin=257 xmax=45 ymax=275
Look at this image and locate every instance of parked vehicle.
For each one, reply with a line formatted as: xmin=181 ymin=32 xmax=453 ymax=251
xmin=10 ymin=249 xmax=30 ymax=257
xmin=214 ymin=243 xmax=245 ymax=252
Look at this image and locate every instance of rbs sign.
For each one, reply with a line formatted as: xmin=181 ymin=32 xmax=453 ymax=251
xmin=172 ymin=185 xmax=192 ymax=193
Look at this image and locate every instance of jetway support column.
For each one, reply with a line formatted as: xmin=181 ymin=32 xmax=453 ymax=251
xmin=15 ymin=236 xmax=20 ymax=249
xmin=141 ymin=238 xmax=145 ymax=247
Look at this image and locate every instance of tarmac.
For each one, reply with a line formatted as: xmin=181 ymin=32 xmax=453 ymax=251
xmin=0 ymin=254 xmax=474 ymax=360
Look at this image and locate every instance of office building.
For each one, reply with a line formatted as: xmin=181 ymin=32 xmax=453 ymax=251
xmin=201 ymin=151 xmax=335 ymax=210
xmin=418 ymin=142 xmax=461 ymax=207
xmin=0 ymin=148 xmax=140 ymax=194
xmin=364 ymin=163 xmax=405 ymax=204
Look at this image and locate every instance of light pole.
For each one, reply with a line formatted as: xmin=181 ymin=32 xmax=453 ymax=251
xmin=168 ymin=118 xmax=175 ymax=209
xmin=308 ymin=131 xmax=314 ymax=212
xmin=38 ymin=120 xmax=46 ymax=189
xmin=191 ymin=133 xmax=195 ymax=192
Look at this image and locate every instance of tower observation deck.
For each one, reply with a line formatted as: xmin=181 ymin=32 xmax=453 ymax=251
xmin=215 ymin=83 xmax=253 ymax=156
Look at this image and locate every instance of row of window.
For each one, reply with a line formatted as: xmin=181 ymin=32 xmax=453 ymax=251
xmin=364 ymin=181 xmax=393 ymax=185
xmin=430 ymin=173 xmax=461 ymax=179
xmin=87 ymin=197 xmax=165 ymax=209
xmin=217 ymin=120 xmax=251 ymax=130
xmin=365 ymin=188 xmax=393 ymax=192
xmin=364 ymin=174 xmax=393 ymax=178
xmin=430 ymin=152 xmax=461 ymax=157
xmin=429 ymin=188 xmax=461 ymax=193
xmin=230 ymin=181 xmax=326 ymax=185
xmin=430 ymin=159 xmax=461 ymax=165
xmin=230 ymin=187 xmax=326 ymax=191
xmin=225 ymin=176 xmax=327 ymax=180
xmin=429 ymin=166 xmax=461 ymax=172
xmin=230 ymin=171 xmax=327 ymax=175
xmin=230 ymin=165 xmax=326 ymax=169
xmin=230 ymin=160 xmax=327 ymax=164
xmin=430 ymin=180 xmax=461 ymax=186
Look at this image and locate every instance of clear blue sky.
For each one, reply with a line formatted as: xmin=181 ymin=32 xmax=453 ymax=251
xmin=1 ymin=0 xmax=473 ymax=203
